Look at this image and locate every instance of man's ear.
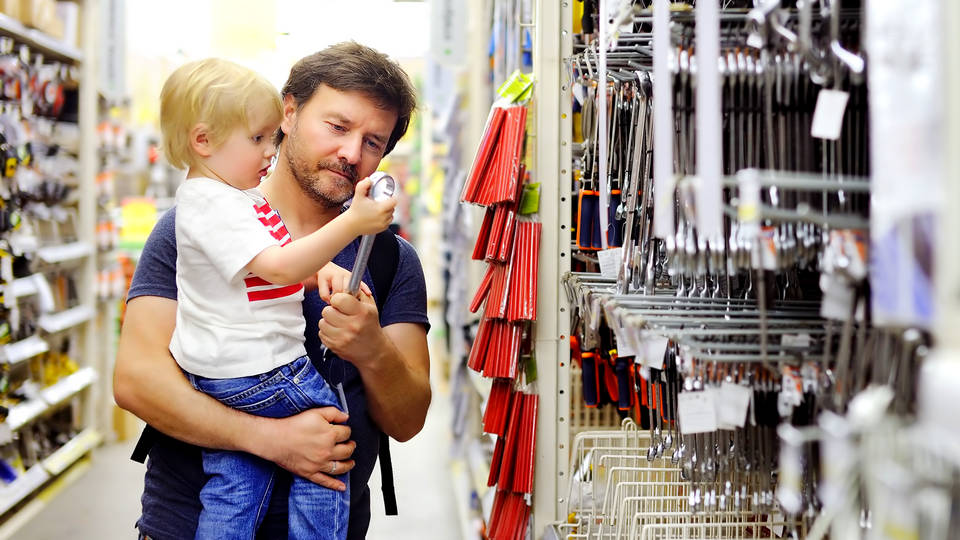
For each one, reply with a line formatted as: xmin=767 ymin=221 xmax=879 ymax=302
xmin=189 ymin=124 xmax=213 ymax=157
xmin=280 ymin=94 xmax=298 ymax=138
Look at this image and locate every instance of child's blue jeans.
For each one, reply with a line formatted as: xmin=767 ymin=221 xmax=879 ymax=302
xmin=186 ymin=355 xmax=349 ymax=540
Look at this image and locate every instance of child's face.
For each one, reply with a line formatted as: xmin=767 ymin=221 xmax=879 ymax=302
xmin=206 ymin=106 xmax=279 ymax=190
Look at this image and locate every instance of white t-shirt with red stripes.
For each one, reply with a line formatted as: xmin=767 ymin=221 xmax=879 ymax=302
xmin=170 ymin=177 xmax=308 ymax=379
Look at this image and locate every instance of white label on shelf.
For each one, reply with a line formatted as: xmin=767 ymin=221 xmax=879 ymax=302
xmin=7 ymin=399 xmax=47 ymax=432
xmin=597 ymin=247 xmax=622 ymax=279
xmin=42 ymin=367 xmax=96 ymax=406
xmin=718 ymin=382 xmax=752 ymax=429
xmin=677 ymin=390 xmax=718 ymax=435
xmin=38 ymin=305 xmax=94 ymax=333
xmin=811 ymin=89 xmax=850 ymax=140
xmin=611 ymin=322 xmax=638 ymax=358
xmin=3 ymin=335 xmax=50 ymax=365
xmin=36 ymin=242 xmax=94 ymax=264
xmin=781 ymin=333 xmax=813 ymax=349
xmin=9 ymin=275 xmax=39 ymax=299
xmin=641 ymin=335 xmax=669 ymax=370
xmin=42 ymin=428 xmax=101 ymax=475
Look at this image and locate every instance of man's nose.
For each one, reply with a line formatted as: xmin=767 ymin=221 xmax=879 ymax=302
xmin=336 ymin=134 xmax=363 ymax=165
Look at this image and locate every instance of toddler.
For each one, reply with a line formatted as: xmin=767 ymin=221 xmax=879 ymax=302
xmin=159 ymin=58 xmax=394 ymax=540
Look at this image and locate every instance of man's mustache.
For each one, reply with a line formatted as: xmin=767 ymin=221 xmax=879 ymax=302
xmin=317 ymin=161 xmax=358 ymax=182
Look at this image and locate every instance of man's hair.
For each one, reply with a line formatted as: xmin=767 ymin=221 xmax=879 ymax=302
xmin=276 ymin=41 xmax=417 ymax=155
xmin=160 ymin=58 xmax=282 ymax=170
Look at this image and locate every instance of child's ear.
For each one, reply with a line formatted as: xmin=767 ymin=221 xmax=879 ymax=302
xmin=189 ymin=124 xmax=213 ymax=157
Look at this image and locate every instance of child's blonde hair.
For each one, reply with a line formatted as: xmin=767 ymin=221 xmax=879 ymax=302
xmin=160 ymin=58 xmax=282 ymax=170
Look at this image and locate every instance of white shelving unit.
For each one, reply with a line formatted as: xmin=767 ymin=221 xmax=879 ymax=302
xmin=529 ymin=0 xmax=572 ymax=534
xmin=444 ymin=1 xmax=572 ymax=535
xmin=0 ymin=0 xmax=102 ymax=529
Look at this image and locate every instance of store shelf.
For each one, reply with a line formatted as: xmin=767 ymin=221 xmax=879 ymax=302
xmin=1 ymin=336 xmax=49 ymax=366
xmin=451 ymin=460 xmax=482 ymax=540
xmin=41 ymin=367 xmax=96 ymax=407
xmin=35 ymin=242 xmax=94 ymax=264
xmin=467 ymin=437 xmax=494 ymax=522
xmin=41 ymin=428 xmax=101 ymax=476
xmin=0 ymin=428 xmax=99 ymax=520
xmin=4 ymin=276 xmax=40 ymax=300
xmin=6 ymin=367 xmax=97 ymax=432
xmin=37 ymin=305 xmax=94 ymax=334
xmin=0 ymin=465 xmax=50 ymax=516
xmin=0 ymin=14 xmax=83 ymax=64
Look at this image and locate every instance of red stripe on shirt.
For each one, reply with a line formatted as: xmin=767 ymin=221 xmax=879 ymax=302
xmin=258 ymin=213 xmax=282 ymax=227
xmin=247 ymin=200 xmax=299 ymax=301
xmin=244 ymin=276 xmax=273 ymax=288
xmin=246 ymin=283 xmax=303 ymax=302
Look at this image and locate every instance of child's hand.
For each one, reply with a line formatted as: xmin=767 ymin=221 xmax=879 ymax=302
xmin=316 ymin=262 xmax=371 ymax=302
xmin=345 ymin=177 xmax=397 ymax=235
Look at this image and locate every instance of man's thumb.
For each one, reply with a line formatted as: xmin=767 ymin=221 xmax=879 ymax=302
xmin=318 ymin=406 xmax=349 ymax=424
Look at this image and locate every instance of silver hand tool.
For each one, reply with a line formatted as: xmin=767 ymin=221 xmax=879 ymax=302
xmin=347 ymin=171 xmax=397 ymax=296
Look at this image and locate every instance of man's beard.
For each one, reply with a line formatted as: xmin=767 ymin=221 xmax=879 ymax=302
xmin=283 ymin=130 xmax=358 ymax=209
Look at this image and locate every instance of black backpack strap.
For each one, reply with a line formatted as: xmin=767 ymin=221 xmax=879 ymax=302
xmin=131 ymin=424 xmax=160 ymax=463
xmin=367 ymin=230 xmax=400 ymax=516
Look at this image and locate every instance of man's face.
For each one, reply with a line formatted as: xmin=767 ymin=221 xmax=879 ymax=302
xmin=279 ymin=85 xmax=398 ymax=208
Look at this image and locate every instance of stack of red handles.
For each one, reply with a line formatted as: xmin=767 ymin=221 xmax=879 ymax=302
xmin=485 ymin=392 xmax=538 ymax=540
xmin=461 ymin=106 xmax=527 ymax=206
xmin=462 ymin=102 xmax=539 ymax=539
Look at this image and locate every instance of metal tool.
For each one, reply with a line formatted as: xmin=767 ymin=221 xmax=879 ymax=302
xmin=347 ymin=171 xmax=397 ymax=296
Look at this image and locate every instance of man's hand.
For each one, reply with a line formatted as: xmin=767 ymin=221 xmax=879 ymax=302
xmin=317 ymin=292 xmax=431 ymax=442
xmin=258 ymin=407 xmax=356 ymax=491
xmin=317 ymin=291 xmax=384 ymax=364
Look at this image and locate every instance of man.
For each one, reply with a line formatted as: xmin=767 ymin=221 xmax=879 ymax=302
xmin=114 ymin=42 xmax=430 ymax=539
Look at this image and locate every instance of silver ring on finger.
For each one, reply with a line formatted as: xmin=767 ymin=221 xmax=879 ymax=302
xmin=330 ymin=461 xmax=338 ymax=475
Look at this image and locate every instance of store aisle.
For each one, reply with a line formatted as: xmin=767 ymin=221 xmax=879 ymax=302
xmin=366 ymin=354 xmax=460 ymax=539
xmin=10 ymin=437 xmax=144 ymax=539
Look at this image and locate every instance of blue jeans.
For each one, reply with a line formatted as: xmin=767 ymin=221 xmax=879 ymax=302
xmin=186 ymin=355 xmax=349 ymax=540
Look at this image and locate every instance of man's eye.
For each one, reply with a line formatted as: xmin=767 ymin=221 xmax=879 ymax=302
xmin=329 ymin=123 xmax=346 ymax=132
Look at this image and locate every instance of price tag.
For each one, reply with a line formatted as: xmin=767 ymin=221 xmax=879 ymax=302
xmin=496 ymin=70 xmax=534 ymax=103
xmin=641 ymin=334 xmax=669 ymax=370
xmin=718 ymin=382 xmax=752 ymax=429
xmin=819 ymin=275 xmax=855 ymax=321
xmin=611 ymin=323 xmax=638 ymax=358
xmin=781 ymin=333 xmax=812 ymax=348
xmin=597 ymin=247 xmax=622 ymax=278
xmin=778 ymin=368 xmax=804 ymax=418
xmin=769 ymin=511 xmax=786 ymax=538
xmin=811 ymin=89 xmax=849 ymax=140
xmin=573 ymin=83 xmax=585 ymax=106
xmin=518 ymin=183 xmax=541 ymax=215
xmin=677 ymin=391 xmax=718 ymax=435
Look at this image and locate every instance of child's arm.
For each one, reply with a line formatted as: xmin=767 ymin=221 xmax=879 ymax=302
xmin=247 ymin=178 xmax=396 ymax=286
